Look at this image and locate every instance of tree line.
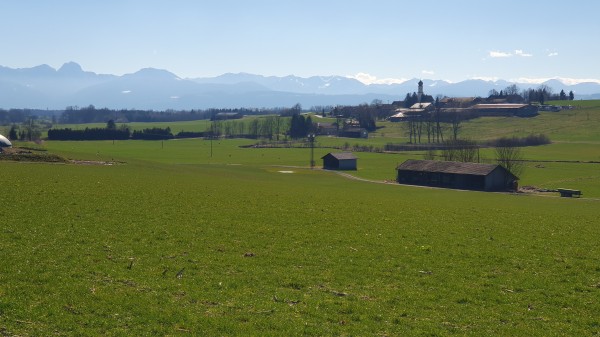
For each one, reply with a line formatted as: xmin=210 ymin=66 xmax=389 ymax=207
xmin=206 ymin=116 xmax=290 ymax=140
xmin=57 ymin=105 xmax=289 ymax=124
xmin=48 ymin=127 xmax=131 ymax=141
xmin=47 ymin=121 xmax=177 ymax=141
xmin=489 ymin=84 xmax=575 ymax=104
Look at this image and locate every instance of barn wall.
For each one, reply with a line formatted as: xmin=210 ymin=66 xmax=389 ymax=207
xmin=484 ymin=167 xmax=513 ymax=191
xmin=338 ymin=159 xmax=357 ymax=170
xmin=398 ymin=171 xmax=486 ymax=190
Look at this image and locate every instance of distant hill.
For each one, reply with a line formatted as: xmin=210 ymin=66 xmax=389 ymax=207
xmin=0 ymin=62 xmax=598 ymax=110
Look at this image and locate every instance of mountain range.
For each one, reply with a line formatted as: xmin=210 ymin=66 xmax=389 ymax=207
xmin=1 ymin=62 xmax=599 ymax=110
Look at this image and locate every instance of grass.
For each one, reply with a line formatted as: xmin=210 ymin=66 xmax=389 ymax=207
xmin=1 ymin=101 xmax=600 ymax=335
xmin=1 ymin=158 xmax=600 ymax=336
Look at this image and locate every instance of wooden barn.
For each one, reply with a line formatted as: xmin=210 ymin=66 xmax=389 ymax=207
xmin=321 ymin=152 xmax=357 ymax=170
xmin=396 ymin=160 xmax=517 ymax=191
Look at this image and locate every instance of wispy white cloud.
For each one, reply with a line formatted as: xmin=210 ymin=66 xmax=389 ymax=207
xmin=421 ymin=70 xmax=435 ymax=75
xmin=515 ymin=49 xmax=533 ymax=57
xmin=489 ymin=49 xmax=533 ymax=58
xmin=548 ymin=52 xmax=559 ymax=57
xmin=489 ymin=51 xmax=512 ymax=58
xmin=348 ymin=72 xmax=408 ymax=85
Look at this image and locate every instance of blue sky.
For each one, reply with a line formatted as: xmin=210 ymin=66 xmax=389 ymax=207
xmin=1 ymin=0 xmax=599 ymax=84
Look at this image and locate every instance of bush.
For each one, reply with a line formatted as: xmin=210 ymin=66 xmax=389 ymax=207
xmin=485 ymin=134 xmax=550 ymax=147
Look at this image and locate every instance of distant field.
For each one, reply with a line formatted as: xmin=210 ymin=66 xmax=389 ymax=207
xmin=1 ymin=100 xmax=600 ymax=335
xmin=28 ymin=100 xmax=600 ymax=144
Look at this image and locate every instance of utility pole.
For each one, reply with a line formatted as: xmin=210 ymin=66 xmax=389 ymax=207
xmin=308 ymin=133 xmax=315 ymax=168
xmin=210 ymin=120 xmax=215 ymax=158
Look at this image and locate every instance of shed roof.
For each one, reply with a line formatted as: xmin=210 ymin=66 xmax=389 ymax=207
xmin=322 ymin=152 xmax=357 ymax=160
xmin=397 ymin=159 xmax=503 ymax=176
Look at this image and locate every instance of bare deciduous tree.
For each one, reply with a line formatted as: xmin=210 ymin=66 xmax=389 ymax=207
xmin=441 ymin=139 xmax=478 ymax=162
xmin=495 ymin=141 xmax=525 ymax=178
xmin=451 ymin=112 xmax=461 ymax=141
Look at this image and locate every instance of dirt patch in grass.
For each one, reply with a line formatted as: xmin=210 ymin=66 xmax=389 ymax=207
xmin=0 ymin=147 xmax=67 ymax=163
xmin=69 ymin=159 xmax=124 ymax=166
xmin=0 ymin=147 xmax=123 ymax=165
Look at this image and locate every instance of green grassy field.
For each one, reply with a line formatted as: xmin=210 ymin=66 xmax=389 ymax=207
xmin=2 ymin=157 xmax=599 ymax=336
xmin=1 ymin=102 xmax=600 ymax=335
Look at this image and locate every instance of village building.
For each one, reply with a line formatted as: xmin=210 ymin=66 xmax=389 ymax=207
xmin=396 ymin=159 xmax=518 ymax=191
xmin=387 ymin=81 xmax=538 ymax=122
xmin=321 ymin=152 xmax=358 ymax=170
xmin=315 ymin=122 xmax=338 ymax=136
xmin=339 ymin=127 xmax=368 ymax=138
xmin=469 ymin=103 xmax=538 ymax=117
xmin=388 ymin=102 xmax=435 ymax=121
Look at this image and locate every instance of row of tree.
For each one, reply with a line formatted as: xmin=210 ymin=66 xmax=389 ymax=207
xmin=48 ymin=127 xmax=131 ymax=141
xmin=206 ymin=116 xmax=289 ymax=140
xmin=489 ymin=84 xmax=575 ymax=104
xmin=132 ymin=127 xmax=174 ymax=140
xmin=58 ymin=105 xmax=291 ymax=124
xmin=47 ymin=121 xmax=177 ymax=141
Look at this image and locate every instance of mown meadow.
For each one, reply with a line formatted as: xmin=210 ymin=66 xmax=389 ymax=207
xmin=1 ymin=101 xmax=600 ymax=335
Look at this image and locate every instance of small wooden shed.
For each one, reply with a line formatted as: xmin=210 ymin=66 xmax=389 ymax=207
xmin=396 ymin=159 xmax=517 ymax=191
xmin=322 ymin=152 xmax=357 ymax=170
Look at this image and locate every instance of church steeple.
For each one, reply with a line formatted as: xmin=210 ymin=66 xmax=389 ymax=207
xmin=417 ymin=80 xmax=424 ymax=103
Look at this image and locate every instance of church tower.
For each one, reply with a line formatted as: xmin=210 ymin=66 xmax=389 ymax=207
xmin=417 ymin=80 xmax=424 ymax=103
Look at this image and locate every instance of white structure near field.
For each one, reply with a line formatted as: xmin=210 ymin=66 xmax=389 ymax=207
xmin=0 ymin=134 xmax=12 ymax=150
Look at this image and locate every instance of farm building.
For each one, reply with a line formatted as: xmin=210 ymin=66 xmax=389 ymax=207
xmin=322 ymin=152 xmax=357 ymax=170
xmin=469 ymin=104 xmax=538 ymax=117
xmin=396 ymin=159 xmax=518 ymax=191
xmin=340 ymin=128 xmax=368 ymax=138
xmin=0 ymin=134 xmax=12 ymax=151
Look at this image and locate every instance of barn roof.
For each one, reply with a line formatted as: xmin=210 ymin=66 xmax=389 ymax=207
xmin=397 ymin=159 xmax=503 ymax=176
xmin=322 ymin=152 xmax=357 ymax=160
xmin=409 ymin=102 xmax=433 ymax=109
xmin=472 ymin=104 xmax=528 ymax=109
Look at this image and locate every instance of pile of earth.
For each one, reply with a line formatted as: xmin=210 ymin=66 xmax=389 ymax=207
xmin=0 ymin=147 xmax=68 ymax=163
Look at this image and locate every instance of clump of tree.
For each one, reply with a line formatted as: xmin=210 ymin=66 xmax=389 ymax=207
xmin=48 ymin=120 xmax=130 ymax=140
xmin=440 ymin=139 xmax=478 ymax=162
xmin=175 ymin=131 xmax=205 ymax=139
xmin=131 ymin=127 xmax=174 ymax=140
xmin=9 ymin=117 xmax=43 ymax=141
xmin=289 ymin=110 xmax=313 ymax=139
xmin=521 ymin=85 xmax=575 ymax=104
xmin=203 ymin=116 xmax=288 ymax=140
xmin=403 ymin=92 xmax=434 ymax=108
xmin=484 ymin=134 xmax=550 ymax=147
xmin=48 ymin=127 xmax=130 ymax=141
xmin=1 ymin=109 xmax=28 ymax=125
xmin=495 ymin=138 xmax=525 ymax=178
xmin=356 ymin=104 xmax=377 ymax=131
xmin=8 ymin=124 xmax=19 ymax=140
